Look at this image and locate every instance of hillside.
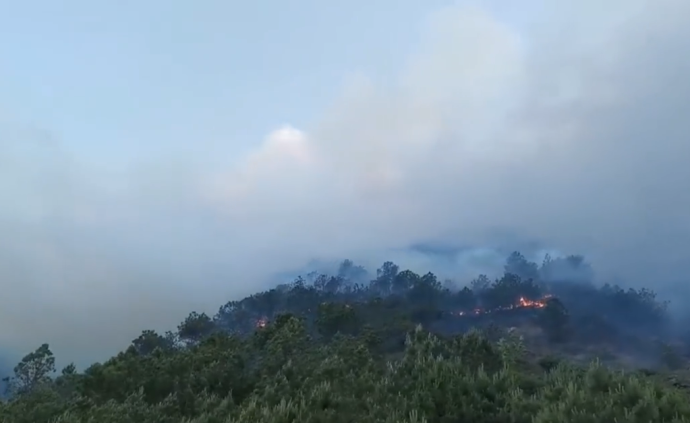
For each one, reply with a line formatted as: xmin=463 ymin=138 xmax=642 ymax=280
xmin=2 ymin=252 xmax=690 ymax=423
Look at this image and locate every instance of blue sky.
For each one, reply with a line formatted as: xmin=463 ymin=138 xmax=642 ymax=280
xmin=0 ymin=0 xmax=562 ymax=165
xmin=1 ymin=0 xmax=689 ymax=368
xmin=2 ymin=0 xmax=453 ymax=164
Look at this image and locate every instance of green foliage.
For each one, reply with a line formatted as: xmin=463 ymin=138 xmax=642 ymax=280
xmin=538 ymin=298 xmax=571 ymax=343
xmin=2 ymin=320 xmax=689 ymax=423
xmin=496 ymin=330 xmax=527 ymax=366
xmin=131 ymin=330 xmax=175 ymax=356
xmin=1 ymin=254 xmax=684 ymax=422
xmin=2 ymin=344 xmax=56 ymax=397
xmin=538 ymin=354 xmax=563 ymax=372
xmin=176 ymin=312 xmax=216 ymax=345
xmin=481 ymin=272 xmax=542 ymax=309
xmin=316 ymin=302 xmax=362 ymax=339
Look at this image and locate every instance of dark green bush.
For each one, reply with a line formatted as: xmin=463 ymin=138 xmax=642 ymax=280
xmin=1 ymin=254 xmax=686 ymax=423
xmin=2 ymin=321 xmax=689 ymax=423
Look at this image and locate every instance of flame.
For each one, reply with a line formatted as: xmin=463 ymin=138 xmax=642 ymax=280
xmin=252 ymin=296 xmax=553 ymax=328
xmin=517 ymin=296 xmax=549 ymax=308
xmin=451 ymin=295 xmax=553 ymax=317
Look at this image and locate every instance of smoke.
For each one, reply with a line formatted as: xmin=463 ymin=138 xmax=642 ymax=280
xmin=1 ymin=0 xmax=690 ymax=369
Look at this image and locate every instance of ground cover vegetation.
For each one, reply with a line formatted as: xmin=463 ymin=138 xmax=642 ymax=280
xmin=3 ymin=252 xmax=690 ymax=422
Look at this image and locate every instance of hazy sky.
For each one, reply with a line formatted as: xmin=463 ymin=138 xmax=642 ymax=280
xmin=1 ymin=0 xmax=689 ymax=367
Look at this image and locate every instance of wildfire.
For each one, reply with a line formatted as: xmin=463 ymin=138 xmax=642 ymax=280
xmin=251 ymin=295 xmax=554 ymax=328
xmin=452 ymin=295 xmax=553 ymax=317
xmin=517 ymin=296 xmax=551 ymax=308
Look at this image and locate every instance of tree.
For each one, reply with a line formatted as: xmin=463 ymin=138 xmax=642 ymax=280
xmin=452 ymin=286 xmax=477 ymax=310
xmin=372 ymin=261 xmax=399 ymax=294
xmin=504 ymin=251 xmax=539 ymax=282
xmin=538 ymin=298 xmax=571 ymax=343
xmin=2 ymin=344 xmax=55 ymax=396
xmin=470 ymin=274 xmax=491 ymax=293
xmin=316 ymin=302 xmax=362 ymax=339
xmin=337 ymin=259 xmax=368 ymax=283
xmin=131 ymin=330 xmax=173 ymax=355
xmin=407 ymin=272 xmax=443 ymax=305
xmin=60 ymin=363 xmax=76 ymax=376
xmin=2 ymin=251 xmax=690 ymax=423
xmin=482 ymin=273 xmax=542 ymax=309
xmin=177 ymin=312 xmax=216 ymax=345
xmin=392 ymin=270 xmax=419 ymax=295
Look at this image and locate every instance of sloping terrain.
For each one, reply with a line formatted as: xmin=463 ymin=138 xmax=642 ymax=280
xmin=2 ymin=252 xmax=690 ymax=423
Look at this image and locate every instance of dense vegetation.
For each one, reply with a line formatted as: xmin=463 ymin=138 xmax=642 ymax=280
xmin=2 ymin=252 xmax=690 ymax=422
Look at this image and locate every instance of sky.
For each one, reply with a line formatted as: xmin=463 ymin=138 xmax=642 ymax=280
xmin=1 ymin=0 xmax=689 ymax=368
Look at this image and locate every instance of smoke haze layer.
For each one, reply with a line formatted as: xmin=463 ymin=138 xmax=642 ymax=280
xmin=1 ymin=0 xmax=689 ymax=367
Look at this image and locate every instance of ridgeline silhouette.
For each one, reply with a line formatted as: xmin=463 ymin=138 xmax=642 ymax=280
xmin=2 ymin=251 xmax=690 ymax=423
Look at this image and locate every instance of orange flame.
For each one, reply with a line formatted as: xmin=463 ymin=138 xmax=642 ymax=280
xmin=451 ymin=295 xmax=553 ymax=317
xmin=252 ymin=295 xmax=553 ymax=327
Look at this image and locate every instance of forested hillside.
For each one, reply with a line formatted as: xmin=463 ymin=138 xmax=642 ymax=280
xmin=2 ymin=252 xmax=690 ymax=423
